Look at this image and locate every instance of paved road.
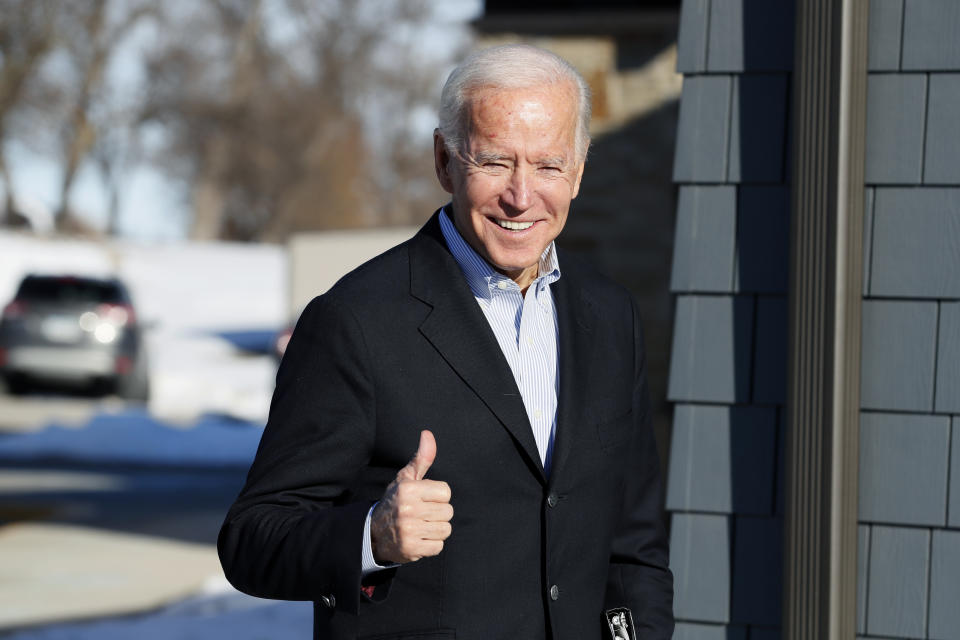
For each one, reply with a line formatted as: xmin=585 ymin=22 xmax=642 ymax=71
xmin=0 ymin=391 xmax=254 ymax=632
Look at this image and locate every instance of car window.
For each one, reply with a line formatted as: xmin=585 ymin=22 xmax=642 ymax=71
xmin=16 ymin=278 xmax=126 ymax=304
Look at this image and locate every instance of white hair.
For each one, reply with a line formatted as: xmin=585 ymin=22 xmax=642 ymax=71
xmin=438 ymin=44 xmax=592 ymax=160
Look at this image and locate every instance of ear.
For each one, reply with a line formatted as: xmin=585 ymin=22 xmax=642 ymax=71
xmin=434 ymin=130 xmax=455 ymax=195
xmin=570 ymin=160 xmax=586 ymax=200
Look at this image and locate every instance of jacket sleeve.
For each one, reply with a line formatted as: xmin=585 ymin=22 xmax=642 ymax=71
xmin=218 ymin=294 xmax=390 ymax=614
xmin=603 ymin=298 xmax=674 ymax=638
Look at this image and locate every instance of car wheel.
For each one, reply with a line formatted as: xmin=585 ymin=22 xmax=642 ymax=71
xmin=115 ymin=358 xmax=150 ymax=403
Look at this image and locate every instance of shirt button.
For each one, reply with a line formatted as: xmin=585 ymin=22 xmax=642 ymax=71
xmin=534 ymin=408 xmax=542 ymax=419
xmin=547 ymin=492 xmax=558 ymax=507
xmin=549 ymin=584 xmax=559 ymax=600
xmin=525 ymin=336 xmax=533 ymax=346
xmin=497 ymin=280 xmax=508 ymax=290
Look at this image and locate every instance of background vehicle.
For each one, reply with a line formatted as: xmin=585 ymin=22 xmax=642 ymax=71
xmin=0 ymin=274 xmax=150 ymax=401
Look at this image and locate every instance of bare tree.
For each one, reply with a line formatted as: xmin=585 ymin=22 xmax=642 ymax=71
xmin=141 ymin=0 xmax=456 ymax=242
xmin=0 ymin=0 xmax=57 ymax=225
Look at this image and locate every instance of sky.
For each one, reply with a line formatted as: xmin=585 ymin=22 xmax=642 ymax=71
xmin=5 ymin=0 xmax=482 ymax=243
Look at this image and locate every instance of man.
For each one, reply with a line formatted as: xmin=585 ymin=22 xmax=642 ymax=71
xmin=219 ymin=44 xmax=673 ymax=639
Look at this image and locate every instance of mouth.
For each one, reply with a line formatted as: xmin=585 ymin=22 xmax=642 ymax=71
xmin=491 ymin=218 xmax=535 ymax=232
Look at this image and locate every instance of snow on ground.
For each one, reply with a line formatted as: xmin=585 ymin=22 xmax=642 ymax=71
xmin=3 ymin=578 xmax=313 ymax=640
xmin=0 ymin=231 xmax=287 ymax=424
xmin=0 ymin=408 xmax=262 ymax=468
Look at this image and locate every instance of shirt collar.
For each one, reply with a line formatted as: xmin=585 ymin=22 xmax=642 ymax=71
xmin=438 ymin=206 xmax=561 ymax=301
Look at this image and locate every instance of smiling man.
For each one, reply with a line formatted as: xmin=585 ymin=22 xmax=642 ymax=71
xmin=219 ymin=44 xmax=674 ymax=640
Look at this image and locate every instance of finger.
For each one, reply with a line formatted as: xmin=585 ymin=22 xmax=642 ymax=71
xmin=418 ymin=479 xmax=451 ymax=503
xmin=398 ymin=429 xmax=437 ymax=481
xmin=418 ymin=520 xmax=452 ymax=541
xmin=412 ymin=430 xmax=437 ymax=480
xmin=418 ymin=540 xmax=444 ymax=558
xmin=420 ymin=501 xmax=454 ymax=522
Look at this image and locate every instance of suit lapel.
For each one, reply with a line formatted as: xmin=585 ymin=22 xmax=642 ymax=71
xmin=548 ymin=259 xmax=598 ymax=484
xmin=409 ymin=214 xmax=546 ymax=484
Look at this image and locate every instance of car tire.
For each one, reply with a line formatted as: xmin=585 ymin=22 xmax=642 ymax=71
xmin=115 ymin=355 xmax=150 ymax=403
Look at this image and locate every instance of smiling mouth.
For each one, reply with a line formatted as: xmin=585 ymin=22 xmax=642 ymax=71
xmin=493 ymin=219 xmax=534 ymax=231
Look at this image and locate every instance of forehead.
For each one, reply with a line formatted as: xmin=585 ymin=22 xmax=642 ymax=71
xmin=464 ymin=83 xmax=578 ymax=152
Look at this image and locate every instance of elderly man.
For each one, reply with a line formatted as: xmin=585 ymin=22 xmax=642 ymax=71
xmin=219 ymin=44 xmax=674 ymax=640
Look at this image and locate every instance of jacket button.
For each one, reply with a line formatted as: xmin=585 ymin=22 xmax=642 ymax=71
xmin=549 ymin=584 xmax=559 ymax=601
xmin=320 ymin=594 xmax=336 ymax=608
xmin=547 ymin=492 xmax=558 ymax=507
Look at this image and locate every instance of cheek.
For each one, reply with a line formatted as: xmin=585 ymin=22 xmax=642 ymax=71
xmin=464 ymin=176 xmax=506 ymax=206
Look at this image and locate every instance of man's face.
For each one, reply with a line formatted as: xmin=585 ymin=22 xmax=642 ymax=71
xmin=434 ymin=82 xmax=585 ymax=290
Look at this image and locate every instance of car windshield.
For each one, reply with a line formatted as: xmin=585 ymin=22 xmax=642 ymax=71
xmin=16 ymin=278 xmax=125 ymax=305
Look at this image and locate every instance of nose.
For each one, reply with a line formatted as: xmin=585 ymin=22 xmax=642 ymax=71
xmin=501 ymin=167 xmax=532 ymax=212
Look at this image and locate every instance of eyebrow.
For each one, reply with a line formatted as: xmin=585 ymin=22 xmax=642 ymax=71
xmin=470 ymin=152 xmax=568 ymax=167
xmin=472 ymin=151 xmax=511 ymax=164
xmin=537 ymin=157 xmax=567 ymax=167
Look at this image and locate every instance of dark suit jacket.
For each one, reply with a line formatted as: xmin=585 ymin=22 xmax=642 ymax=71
xmin=218 ymin=211 xmax=673 ymax=640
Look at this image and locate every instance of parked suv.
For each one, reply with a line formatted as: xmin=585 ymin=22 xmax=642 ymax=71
xmin=0 ymin=274 xmax=149 ymax=400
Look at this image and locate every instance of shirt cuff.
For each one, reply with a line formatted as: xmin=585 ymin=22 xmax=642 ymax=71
xmin=362 ymin=502 xmax=398 ymax=578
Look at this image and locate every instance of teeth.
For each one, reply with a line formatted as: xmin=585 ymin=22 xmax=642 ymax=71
xmin=495 ymin=219 xmax=534 ymax=231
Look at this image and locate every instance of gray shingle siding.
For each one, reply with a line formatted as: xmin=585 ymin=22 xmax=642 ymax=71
xmin=951 ymin=418 xmax=960 ymax=528
xmin=667 ymin=295 xmax=754 ymax=403
xmin=671 ymin=513 xmax=731 ymax=623
xmin=936 ymin=302 xmax=960 ymax=414
xmin=667 ymin=3 xmax=789 ymax=636
xmin=727 ymin=75 xmax=788 ymax=183
xmin=670 ymin=1 xmax=960 ymax=637
xmin=730 ymin=516 xmax=782 ymax=626
xmin=752 ymin=296 xmax=787 ymax=404
xmin=901 ymin=0 xmax=960 ymax=71
xmin=666 ymin=404 xmax=776 ymax=514
xmin=923 ymin=74 xmax=960 ymax=184
xmin=865 ymin=74 xmax=927 ymax=184
xmin=860 ymin=300 xmax=938 ymax=412
xmin=866 ymin=526 xmax=930 ymax=638
xmin=670 ymin=186 xmax=737 ymax=293
xmin=673 ymin=76 xmax=732 ymax=183
xmin=863 ymin=187 xmax=874 ymax=296
xmin=676 ymin=0 xmax=710 ymax=73
xmin=706 ymin=0 xmax=794 ymax=72
xmin=858 ymin=412 xmax=950 ymax=526
xmin=735 ymin=186 xmax=790 ymax=294
xmin=674 ymin=623 xmax=746 ymax=640
xmin=870 ymin=188 xmax=960 ymax=298
xmin=928 ymin=529 xmax=960 ymax=640
xmin=868 ymin=0 xmax=904 ymax=71
xmin=858 ymin=526 xmax=869 ymax=635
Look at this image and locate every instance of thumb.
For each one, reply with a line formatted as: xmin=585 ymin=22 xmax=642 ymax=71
xmin=401 ymin=429 xmax=436 ymax=481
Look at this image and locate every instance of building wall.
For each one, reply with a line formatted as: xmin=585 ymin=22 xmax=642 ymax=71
xmin=666 ymin=1 xmax=793 ymax=638
xmin=667 ymin=1 xmax=960 ymax=639
xmin=858 ymin=1 xmax=960 ymax=638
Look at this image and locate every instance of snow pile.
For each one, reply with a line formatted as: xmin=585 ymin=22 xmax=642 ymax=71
xmin=5 ymin=582 xmax=312 ymax=640
xmin=0 ymin=408 xmax=263 ymax=468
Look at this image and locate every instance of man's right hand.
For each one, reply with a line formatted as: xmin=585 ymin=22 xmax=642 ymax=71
xmin=370 ymin=430 xmax=453 ymax=564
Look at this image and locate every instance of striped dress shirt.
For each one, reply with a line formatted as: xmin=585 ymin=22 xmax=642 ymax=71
xmin=438 ymin=208 xmax=561 ymax=474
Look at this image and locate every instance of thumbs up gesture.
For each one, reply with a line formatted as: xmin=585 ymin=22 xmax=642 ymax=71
xmin=370 ymin=430 xmax=453 ymax=564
